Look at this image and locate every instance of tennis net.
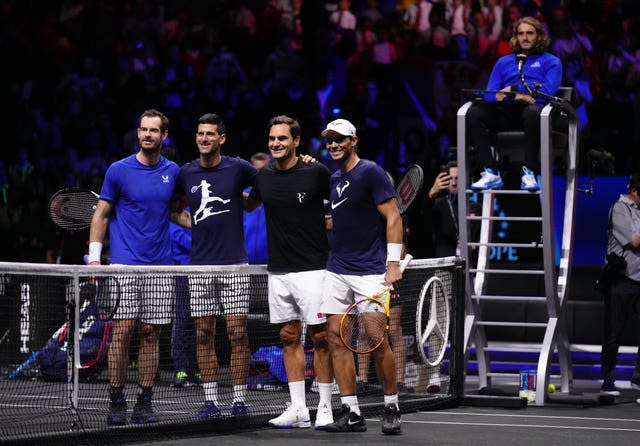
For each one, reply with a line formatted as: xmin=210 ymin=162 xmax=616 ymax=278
xmin=0 ymin=257 xmax=464 ymax=445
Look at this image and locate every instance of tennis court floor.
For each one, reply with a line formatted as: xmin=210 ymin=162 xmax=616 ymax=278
xmin=131 ymin=378 xmax=640 ymax=446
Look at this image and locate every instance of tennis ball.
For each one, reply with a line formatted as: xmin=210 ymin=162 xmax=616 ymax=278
xmin=547 ymin=383 xmax=556 ymax=394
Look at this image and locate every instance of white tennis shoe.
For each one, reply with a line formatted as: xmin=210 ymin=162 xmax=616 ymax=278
xmin=314 ymin=402 xmax=334 ymax=430
xmin=470 ymin=168 xmax=503 ymax=190
xmin=520 ymin=166 xmax=540 ymax=191
xmin=268 ymin=404 xmax=311 ymax=429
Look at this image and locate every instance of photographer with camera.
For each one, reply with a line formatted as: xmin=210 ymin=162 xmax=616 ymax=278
xmin=599 ymin=173 xmax=640 ymax=396
xmin=427 ymin=162 xmax=461 ymax=257
xmin=426 ymin=161 xmax=481 ymax=259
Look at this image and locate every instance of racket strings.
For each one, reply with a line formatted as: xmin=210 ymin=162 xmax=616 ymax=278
xmin=395 ymin=165 xmax=424 ymax=214
xmin=54 ymin=199 xmax=95 ymax=220
xmin=49 ymin=189 xmax=98 ymax=230
xmin=341 ymin=290 xmax=390 ymax=354
xmin=93 ymin=277 xmax=120 ymax=320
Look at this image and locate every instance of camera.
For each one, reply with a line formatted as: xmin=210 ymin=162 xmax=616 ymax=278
xmin=440 ymin=165 xmax=450 ymax=180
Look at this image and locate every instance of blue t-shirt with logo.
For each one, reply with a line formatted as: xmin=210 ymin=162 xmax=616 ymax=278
xmin=100 ymin=154 xmax=179 ymax=265
xmin=176 ymin=156 xmax=257 ymax=265
xmin=327 ymin=159 xmax=395 ymax=275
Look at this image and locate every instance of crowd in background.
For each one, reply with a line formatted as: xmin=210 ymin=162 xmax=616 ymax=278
xmin=1 ymin=0 xmax=639 ymax=263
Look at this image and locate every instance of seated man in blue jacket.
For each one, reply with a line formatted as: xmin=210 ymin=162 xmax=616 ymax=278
xmin=467 ymin=16 xmax=563 ymax=192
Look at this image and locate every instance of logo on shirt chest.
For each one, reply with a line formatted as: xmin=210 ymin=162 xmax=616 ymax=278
xmin=190 ymin=179 xmax=230 ymax=224
xmin=331 ymin=180 xmax=350 ymax=210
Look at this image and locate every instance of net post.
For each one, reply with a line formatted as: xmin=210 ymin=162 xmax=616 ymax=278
xmin=70 ymin=272 xmax=80 ymax=423
xmin=449 ymin=258 xmax=467 ymax=400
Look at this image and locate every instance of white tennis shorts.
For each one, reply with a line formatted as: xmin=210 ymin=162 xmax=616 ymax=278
xmin=320 ymin=271 xmax=387 ymax=315
xmin=268 ymin=269 xmax=327 ymax=325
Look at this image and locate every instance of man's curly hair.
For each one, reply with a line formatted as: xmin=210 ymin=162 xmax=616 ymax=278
xmin=509 ymin=16 xmax=550 ymax=54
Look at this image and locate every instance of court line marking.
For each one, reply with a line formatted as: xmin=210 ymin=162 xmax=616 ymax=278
xmin=415 ymin=410 xmax=640 ymax=423
xmin=368 ymin=419 xmax=640 ymax=432
xmin=367 ymin=418 xmax=640 ymax=432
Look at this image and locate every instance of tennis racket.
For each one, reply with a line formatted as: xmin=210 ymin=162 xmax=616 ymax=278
xmin=91 ymin=276 xmax=122 ymax=321
xmin=8 ymin=323 xmax=67 ymax=380
xmin=415 ymin=275 xmax=450 ymax=367
xmin=48 ymin=188 xmax=99 ymax=230
xmin=395 ymin=164 xmax=424 ymax=215
xmin=339 ymin=254 xmax=413 ymax=354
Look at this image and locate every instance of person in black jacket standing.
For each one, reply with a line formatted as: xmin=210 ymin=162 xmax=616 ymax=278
xmin=427 ymin=162 xmax=463 ymax=257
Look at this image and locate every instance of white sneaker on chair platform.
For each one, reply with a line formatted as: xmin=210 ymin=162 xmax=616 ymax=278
xmin=520 ymin=166 xmax=540 ymax=192
xmin=471 ymin=168 xmax=504 ymax=190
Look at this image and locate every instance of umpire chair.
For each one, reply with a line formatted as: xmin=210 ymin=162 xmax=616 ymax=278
xmin=456 ymin=86 xmax=580 ymax=406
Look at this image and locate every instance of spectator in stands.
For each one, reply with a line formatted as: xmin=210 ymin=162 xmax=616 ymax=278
xmin=360 ymin=0 xmax=383 ymax=26
xmin=497 ymin=3 xmax=521 ymax=56
xmin=246 ymin=115 xmax=335 ymax=430
xmin=467 ymin=16 xmax=562 ymax=192
xmin=371 ymin=25 xmax=401 ymax=93
xmin=428 ymin=2 xmax=453 ymax=59
xmin=599 ymin=173 xmax=640 ymax=396
xmin=204 ymin=46 xmax=248 ymax=113
xmin=447 ymin=0 xmax=471 ymax=60
xmin=483 ymin=0 xmax=503 ymax=56
xmin=471 ymin=8 xmax=492 ymax=59
xmin=172 ymin=113 xmax=257 ymax=419
xmin=89 ymin=108 xmax=180 ymax=426
xmin=330 ymin=0 xmax=357 ymax=30
xmin=402 ymin=0 xmax=433 ymax=46
xmin=320 ymin=118 xmax=403 ymax=434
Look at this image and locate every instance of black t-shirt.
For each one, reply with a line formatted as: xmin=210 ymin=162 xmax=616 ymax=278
xmin=250 ymin=159 xmax=330 ymax=272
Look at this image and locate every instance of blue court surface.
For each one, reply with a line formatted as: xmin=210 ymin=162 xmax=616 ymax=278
xmin=133 ymin=379 xmax=640 ymax=446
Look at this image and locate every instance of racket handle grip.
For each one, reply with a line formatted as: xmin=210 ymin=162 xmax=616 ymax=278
xmin=8 ymin=350 xmax=41 ymax=380
xmin=400 ymin=254 xmax=413 ymax=272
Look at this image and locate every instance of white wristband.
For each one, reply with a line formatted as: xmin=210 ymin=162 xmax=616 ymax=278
xmin=387 ymin=243 xmax=402 ymax=262
xmin=88 ymin=242 xmax=102 ymax=263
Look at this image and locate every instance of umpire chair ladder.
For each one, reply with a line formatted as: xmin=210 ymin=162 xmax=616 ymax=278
xmin=456 ymin=93 xmax=580 ymax=406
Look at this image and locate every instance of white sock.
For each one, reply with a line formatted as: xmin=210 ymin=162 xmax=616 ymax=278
xmin=233 ymin=384 xmax=246 ymax=404
xmin=317 ymin=382 xmax=333 ymax=407
xmin=341 ymin=395 xmax=360 ymax=415
xmin=203 ymin=382 xmax=218 ymax=405
xmin=288 ymin=380 xmax=307 ymax=408
xmin=384 ymin=393 xmax=399 ymax=409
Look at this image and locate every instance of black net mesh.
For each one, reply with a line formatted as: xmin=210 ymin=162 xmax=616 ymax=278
xmin=0 ymin=258 xmax=464 ymax=445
